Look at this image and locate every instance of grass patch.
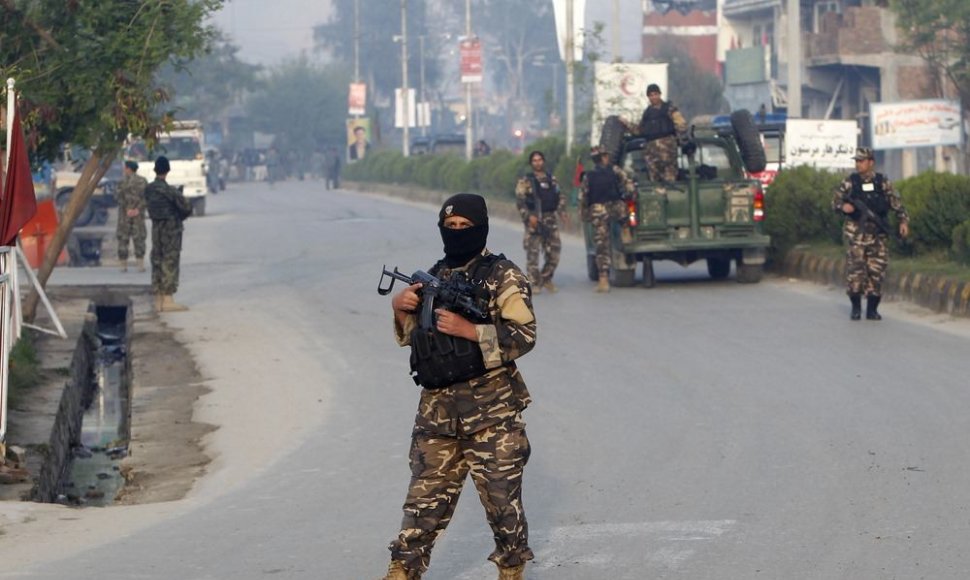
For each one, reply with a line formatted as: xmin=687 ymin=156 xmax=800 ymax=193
xmin=8 ymin=332 xmax=42 ymax=408
xmin=797 ymin=241 xmax=970 ymax=283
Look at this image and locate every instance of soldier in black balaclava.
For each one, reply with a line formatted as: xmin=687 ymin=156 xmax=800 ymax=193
xmin=381 ymin=193 xmax=538 ymax=580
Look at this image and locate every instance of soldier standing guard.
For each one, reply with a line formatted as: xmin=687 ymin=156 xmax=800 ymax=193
xmin=514 ymin=150 xmax=566 ymax=293
xmin=624 ymin=83 xmax=688 ymax=182
xmin=381 ymin=193 xmax=537 ymax=580
xmin=144 ymin=156 xmax=193 ymax=312
xmin=116 ymin=160 xmax=148 ymax=272
xmin=579 ymin=147 xmax=636 ymax=293
xmin=832 ymin=147 xmax=910 ymax=320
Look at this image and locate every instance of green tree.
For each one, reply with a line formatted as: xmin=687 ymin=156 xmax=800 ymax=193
xmin=158 ymin=34 xmax=262 ymax=125
xmin=891 ymin=0 xmax=970 ymax=109
xmin=245 ymin=56 xmax=351 ymax=157
xmin=650 ymin=43 xmax=728 ymax=119
xmin=1 ymin=0 xmax=222 ymax=321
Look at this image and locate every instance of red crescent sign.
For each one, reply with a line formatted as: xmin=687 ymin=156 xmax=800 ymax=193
xmin=619 ymin=75 xmax=636 ymax=96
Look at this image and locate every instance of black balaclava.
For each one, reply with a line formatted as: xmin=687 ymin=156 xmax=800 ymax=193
xmin=438 ymin=193 xmax=489 ymax=267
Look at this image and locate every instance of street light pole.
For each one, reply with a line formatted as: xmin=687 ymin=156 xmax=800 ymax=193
xmin=419 ymin=35 xmax=427 ymax=136
xmin=401 ymin=0 xmax=410 ymax=157
xmin=465 ymin=0 xmax=473 ymax=161
xmin=565 ymin=0 xmax=575 ymax=155
xmin=354 ymin=0 xmax=360 ymax=83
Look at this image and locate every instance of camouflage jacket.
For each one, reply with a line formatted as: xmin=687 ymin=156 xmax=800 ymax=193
xmin=394 ymin=250 xmax=536 ymax=436
xmin=116 ymin=173 xmax=148 ymax=215
xmin=145 ymin=178 xmax=192 ymax=222
xmin=831 ymin=170 xmax=909 ymax=237
xmin=578 ymin=164 xmax=636 ymax=210
xmin=515 ymin=171 xmax=565 ymax=223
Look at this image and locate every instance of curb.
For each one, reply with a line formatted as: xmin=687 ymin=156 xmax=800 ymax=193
xmin=783 ymin=248 xmax=970 ymax=318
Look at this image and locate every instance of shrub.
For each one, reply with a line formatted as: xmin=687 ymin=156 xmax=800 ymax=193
xmin=763 ymin=165 xmax=843 ymax=264
xmin=952 ymin=219 xmax=970 ymax=265
xmin=896 ymin=171 xmax=970 ymax=254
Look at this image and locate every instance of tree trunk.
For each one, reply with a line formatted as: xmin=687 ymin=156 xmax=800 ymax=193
xmin=22 ymin=148 xmax=117 ymax=323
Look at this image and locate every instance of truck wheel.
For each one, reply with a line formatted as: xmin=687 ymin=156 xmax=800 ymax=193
xmin=192 ymin=197 xmax=206 ymax=217
xmin=730 ymin=109 xmax=767 ymax=174
xmin=642 ymin=259 xmax=656 ymax=288
xmin=600 ymin=115 xmax=627 ymax=163
xmin=610 ymin=267 xmax=636 ymax=288
xmin=707 ymin=257 xmax=731 ymax=280
xmin=736 ymin=260 xmax=763 ymax=284
xmin=586 ymin=254 xmax=599 ymax=281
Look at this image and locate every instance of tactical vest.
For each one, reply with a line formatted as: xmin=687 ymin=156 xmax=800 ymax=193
xmin=526 ymin=173 xmax=560 ymax=213
xmin=639 ymin=102 xmax=675 ymax=141
xmin=849 ymin=173 xmax=890 ymax=219
xmin=585 ymin=165 xmax=621 ymax=206
xmin=408 ymin=253 xmax=504 ymax=389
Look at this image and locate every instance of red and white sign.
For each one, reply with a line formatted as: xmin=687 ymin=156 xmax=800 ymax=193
xmin=348 ymin=83 xmax=366 ymax=116
xmin=460 ymin=37 xmax=483 ymax=84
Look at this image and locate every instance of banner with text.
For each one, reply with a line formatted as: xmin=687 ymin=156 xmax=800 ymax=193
xmin=870 ymin=99 xmax=962 ymax=150
xmin=785 ymin=119 xmax=858 ymax=169
xmin=394 ymin=88 xmax=417 ymax=128
xmin=460 ymin=37 xmax=483 ymax=84
xmin=348 ymin=83 xmax=366 ymax=116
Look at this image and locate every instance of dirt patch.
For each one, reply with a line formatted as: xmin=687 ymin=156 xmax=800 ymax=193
xmin=114 ymin=311 xmax=215 ymax=504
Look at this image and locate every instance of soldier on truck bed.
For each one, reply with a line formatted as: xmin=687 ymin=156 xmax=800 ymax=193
xmin=622 ymin=83 xmax=688 ymax=183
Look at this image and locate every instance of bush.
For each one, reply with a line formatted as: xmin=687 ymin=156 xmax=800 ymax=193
xmin=8 ymin=334 xmax=41 ymax=407
xmin=896 ymin=171 xmax=970 ymax=254
xmin=952 ymin=219 xmax=970 ymax=265
xmin=763 ymin=165 xmax=844 ymax=264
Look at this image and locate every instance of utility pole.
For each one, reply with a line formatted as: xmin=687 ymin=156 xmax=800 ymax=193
xmin=354 ymin=0 xmax=360 ymax=83
xmin=565 ymin=0 xmax=575 ymax=154
xmin=786 ymin=0 xmax=802 ymax=118
xmin=419 ymin=35 xmax=427 ymax=136
xmin=611 ymin=0 xmax=620 ymax=62
xmin=401 ymin=0 xmax=410 ymax=157
xmin=465 ymin=0 xmax=473 ymax=161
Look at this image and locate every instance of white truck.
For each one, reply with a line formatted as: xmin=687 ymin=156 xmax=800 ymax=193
xmin=127 ymin=120 xmax=208 ymax=216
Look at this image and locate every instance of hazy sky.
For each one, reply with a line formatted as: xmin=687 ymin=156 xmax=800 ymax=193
xmin=208 ymin=0 xmax=641 ymax=66
xmin=208 ymin=0 xmax=334 ymax=65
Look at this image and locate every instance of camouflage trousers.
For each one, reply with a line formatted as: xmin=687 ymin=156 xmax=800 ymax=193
xmin=150 ymin=219 xmax=184 ymax=294
xmin=589 ymin=201 xmax=627 ymax=276
xmin=844 ymin=231 xmax=889 ymax=296
xmin=644 ymin=135 xmax=679 ymax=182
xmin=523 ymin=214 xmax=561 ymax=285
xmin=116 ymin=214 xmax=146 ymax=261
xmin=389 ymin=415 xmax=533 ymax=575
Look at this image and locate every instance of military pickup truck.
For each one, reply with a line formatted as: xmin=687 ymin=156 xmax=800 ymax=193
xmin=586 ymin=110 xmax=771 ymax=287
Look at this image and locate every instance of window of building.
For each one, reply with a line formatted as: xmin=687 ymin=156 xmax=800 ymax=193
xmin=814 ymin=0 xmax=843 ymax=33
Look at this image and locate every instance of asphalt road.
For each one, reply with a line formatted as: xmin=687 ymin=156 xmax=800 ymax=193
xmin=4 ymin=180 xmax=970 ymax=580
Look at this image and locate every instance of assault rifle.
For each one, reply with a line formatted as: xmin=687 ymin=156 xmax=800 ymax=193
xmin=843 ymin=193 xmax=903 ymax=243
xmin=378 ymin=266 xmax=489 ymax=329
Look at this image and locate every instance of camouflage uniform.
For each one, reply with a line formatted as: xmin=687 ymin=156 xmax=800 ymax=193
xmin=116 ymin=172 xmax=148 ymax=261
xmin=390 ymin=250 xmax=536 ymax=577
xmin=144 ymin=178 xmax=192 ymax=295
xmin=633 ymin=101 xmax=687 ymax=182
xmin=832 ymin=170 xmax=908 ymax=297
xmin=579 ymin=164 xmax=636 ymax=277
xmin=514 ymin=171 xmax=565 ymax=287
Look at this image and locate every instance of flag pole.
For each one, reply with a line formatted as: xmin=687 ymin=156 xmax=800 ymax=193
xmin=1 ymin=78 xmax=14 ymax=449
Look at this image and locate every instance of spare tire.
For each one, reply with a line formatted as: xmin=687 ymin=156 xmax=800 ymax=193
xmin=599 ymin=115 xmax=627 ymax=163
xmin=730 ymin=109 xmax=767 ymax=173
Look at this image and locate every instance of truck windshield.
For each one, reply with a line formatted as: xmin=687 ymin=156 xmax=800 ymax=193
xmin=127 ymin=137 xmax=201 ymax=161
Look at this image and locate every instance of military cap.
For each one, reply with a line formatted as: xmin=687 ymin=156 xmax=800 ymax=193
xmin=646 ymin=83 xmax=662 ymax=95
xmin=124 ymin=160 xmax=139 ymax=171
xmin=154 ymin=155 xmax=171 ymax=174
xmin=590 ymin=145 xmax=608 ymax=160
xmin=852 ymin=147 xmax=874 ymax=161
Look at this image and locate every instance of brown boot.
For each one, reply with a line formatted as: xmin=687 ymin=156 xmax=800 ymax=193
xmin=497 ymin=563 xmax=525 ymax=580
xmin=380 ymin=559 xmax=415 ymax=580
xmin=544 ymin=280 xmax=558 ymax=293
xmin=119 ymin=260 xmax=128 ymax=273
xmin=161 ymin=295 xmax=189 ymax=312
xmin=136 ymin=258 xmax=146 ymax=272
xmin=596 ymin=274 xmax=610 ymax=293
xmin=154 ymin=294 xmax=163 ymax=312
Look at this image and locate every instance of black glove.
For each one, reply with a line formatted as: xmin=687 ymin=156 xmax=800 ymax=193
xmin=681 ymin=142 xmax=697 ymax=156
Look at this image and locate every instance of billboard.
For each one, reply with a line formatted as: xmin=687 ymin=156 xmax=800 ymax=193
xmin=460 ymin=37 xmax=482 ymax=84
xmin=348 ymin=83 xmax=366 ymax=116
xmin=785 ymin=119 xmax=858 ymax=169
xmin=870 ymin=99 xmax=963 ymax=150
xmin=592 ymin=62 xmax=668 ymax=145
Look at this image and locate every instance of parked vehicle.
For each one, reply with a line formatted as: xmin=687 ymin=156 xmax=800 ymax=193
xmin=588 ymin=110 xmax=771 ymax=287
xmin=127 ymin=120 xmax=208 ymax=216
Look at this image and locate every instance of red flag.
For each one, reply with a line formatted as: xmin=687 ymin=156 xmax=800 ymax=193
xmin=572 ymin=159 xmax=584 ymax=187
xmin=0 ymin=105 xmax=38 ymax=246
